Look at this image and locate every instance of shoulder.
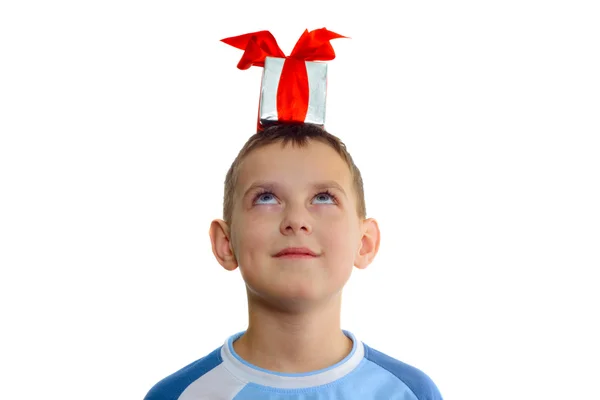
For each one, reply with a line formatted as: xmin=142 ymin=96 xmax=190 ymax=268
xmin=363 ymin=343 xmax=443 ymax=400
xmin=143 ymin=346 xmax=223 ymax=400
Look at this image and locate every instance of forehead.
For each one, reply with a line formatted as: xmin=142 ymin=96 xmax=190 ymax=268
xmin=236 ymin=140 xmax=352 ymax=192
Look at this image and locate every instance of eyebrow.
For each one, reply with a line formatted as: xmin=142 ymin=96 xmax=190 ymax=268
xmin=242 ymin=180 xmax=347 ymax=199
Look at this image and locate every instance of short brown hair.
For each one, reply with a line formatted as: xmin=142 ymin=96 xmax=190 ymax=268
xmin=223 ymin=123 xmax=366 ymax=223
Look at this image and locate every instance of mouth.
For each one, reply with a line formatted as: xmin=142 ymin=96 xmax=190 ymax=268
xmin=274 ymin=247 xmax=318 ymax=258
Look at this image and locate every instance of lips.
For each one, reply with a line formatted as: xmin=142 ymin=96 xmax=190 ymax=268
xmin=274 ymin=247 xmax=318 ymax=257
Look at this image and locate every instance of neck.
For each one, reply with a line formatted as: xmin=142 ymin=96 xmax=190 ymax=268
xmin=232 ymin=292 xmax=353 ymax=373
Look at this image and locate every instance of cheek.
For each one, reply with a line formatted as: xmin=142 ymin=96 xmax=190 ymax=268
xmin=232 ymin=216 xmax=273 ymax=264
xmin=318 ymin=216 xmax=360 ymax=259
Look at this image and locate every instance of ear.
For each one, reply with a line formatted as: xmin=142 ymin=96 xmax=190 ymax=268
xmin=209 ymin=219 xmax=238 ymax=271
xmin=354 ymin=218 xmax=381 ymax=269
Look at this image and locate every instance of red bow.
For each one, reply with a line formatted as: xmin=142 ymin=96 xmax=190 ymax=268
xmin=221 ymin=28 xmax=346 ymax=124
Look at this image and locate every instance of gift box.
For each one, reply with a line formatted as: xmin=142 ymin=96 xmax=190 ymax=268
xmin=221 ymin=28 xmax=346 ymax=129
xmin=260 ymin=56 xmax=328 ymax=126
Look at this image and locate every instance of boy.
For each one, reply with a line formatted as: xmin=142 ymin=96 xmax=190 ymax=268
xmin=144 ymin=123 xmax=443 ymax=399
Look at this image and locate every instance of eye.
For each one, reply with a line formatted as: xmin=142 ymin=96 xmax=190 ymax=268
xmin=254 ymin=191 xmax=278 ymax=205
xmin=313 ymin=191 xmax=337 ymax=204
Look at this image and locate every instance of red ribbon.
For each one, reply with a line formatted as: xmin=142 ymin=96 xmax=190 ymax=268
xmin=221 ymin=28 xmax=346 ymax=124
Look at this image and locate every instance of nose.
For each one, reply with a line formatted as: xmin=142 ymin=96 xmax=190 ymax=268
xmin=280 ymin=205 xmax=312 ymax=235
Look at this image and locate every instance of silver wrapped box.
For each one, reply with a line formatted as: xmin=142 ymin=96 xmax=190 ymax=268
xmin=259 ymin=56 xmax=328 ymax=126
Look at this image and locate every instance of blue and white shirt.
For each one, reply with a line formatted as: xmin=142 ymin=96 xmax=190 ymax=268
xmin=144 ymin=330 xmax=443 ymax=399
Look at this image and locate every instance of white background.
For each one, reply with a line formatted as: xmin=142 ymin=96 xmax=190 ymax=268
xmin=1 ymin=1 xmax=599 ymax=399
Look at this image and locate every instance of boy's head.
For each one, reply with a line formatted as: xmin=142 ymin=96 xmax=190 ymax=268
xmin=210 ymin=124 xmax=380 ymax=309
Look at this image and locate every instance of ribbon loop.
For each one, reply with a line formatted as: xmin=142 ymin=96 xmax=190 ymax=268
xmin=221 ymin=30 xmax=285 ymax=69
xmin=289 ymin=28 xmax=347 ymax=61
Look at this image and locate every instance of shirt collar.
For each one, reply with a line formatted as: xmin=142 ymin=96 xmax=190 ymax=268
xmin=220 ymin=330 xmax=364 ymax=389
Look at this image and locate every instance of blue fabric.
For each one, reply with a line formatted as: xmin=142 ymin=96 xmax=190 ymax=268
xmin=144 ymin=347 xmax=222 ymax=400
xmin=143 ymin=332 xmax=443 ymax=400
xmin=364 ymin=344 xmax=443 ymax=400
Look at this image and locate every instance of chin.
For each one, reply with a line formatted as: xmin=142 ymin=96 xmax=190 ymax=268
xmin=248 ymin=282 xmax=329 ymax=306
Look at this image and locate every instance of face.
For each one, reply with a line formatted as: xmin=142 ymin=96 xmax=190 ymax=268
xmin=228 ymin=139 xmax=364 ymax=307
